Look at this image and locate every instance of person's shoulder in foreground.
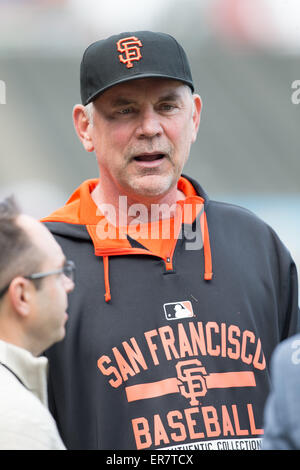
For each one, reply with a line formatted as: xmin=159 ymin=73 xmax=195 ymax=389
xmin=263 ymin=333 xmax=300 ymax=450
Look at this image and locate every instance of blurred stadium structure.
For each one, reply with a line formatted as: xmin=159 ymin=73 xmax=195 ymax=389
xmin=0 ymin=0 xmax=299 ymax=294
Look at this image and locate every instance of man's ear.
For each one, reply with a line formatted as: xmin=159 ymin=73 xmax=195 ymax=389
xmin=73 ymin=104 xmax=95 ymax=153
xmin=8 ymin=277 xmax=32 ymax=318
xmin=191 ymin=94 xmax=202 ymax=143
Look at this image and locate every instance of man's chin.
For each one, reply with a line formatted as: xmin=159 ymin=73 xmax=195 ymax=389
xmin=127 ymin=174 xmax=174 ymax=201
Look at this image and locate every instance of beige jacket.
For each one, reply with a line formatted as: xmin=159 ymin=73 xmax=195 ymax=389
xmin=0 ymin=340 xmax=65 ymax=450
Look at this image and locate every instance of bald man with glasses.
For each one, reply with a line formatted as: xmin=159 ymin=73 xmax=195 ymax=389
xmin=0 ymin=196 xmax=75 ymax=449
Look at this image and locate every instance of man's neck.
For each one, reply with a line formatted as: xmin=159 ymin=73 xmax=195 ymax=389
xmin=91 ymin=183 xmax=186 ymax=226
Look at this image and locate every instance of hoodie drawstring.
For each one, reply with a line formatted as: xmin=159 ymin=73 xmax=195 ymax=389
xmin=102 ymin=209 xmax=213 ymax=302
xmin=201 ymin=211 xmax=213 ymax=281
xmin=103 ymin=256 xmax=111 ymax=302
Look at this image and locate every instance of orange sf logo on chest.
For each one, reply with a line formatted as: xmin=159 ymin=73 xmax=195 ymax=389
xmin=176 ymin=359 xmax=208 ymax=406
xmin=117 ymin=36 xmax=143 ymax=68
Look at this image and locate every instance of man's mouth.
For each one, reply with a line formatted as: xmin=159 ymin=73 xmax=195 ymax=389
xmin=133 ymin=153 xmax=165 ymax=162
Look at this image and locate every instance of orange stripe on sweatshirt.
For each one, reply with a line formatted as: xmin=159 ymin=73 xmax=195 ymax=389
xmin=125 ymin=371 xmax=255 ymax=403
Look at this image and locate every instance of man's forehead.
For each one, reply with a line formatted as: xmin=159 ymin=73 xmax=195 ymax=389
xmin=96 ymin=78 xmax=189 ymax=104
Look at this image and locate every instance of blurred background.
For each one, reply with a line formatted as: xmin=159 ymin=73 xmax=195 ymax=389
xmin=0 ymin=0 xmax=299 ymax=295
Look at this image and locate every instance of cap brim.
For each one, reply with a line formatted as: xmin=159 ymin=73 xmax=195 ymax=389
xmin=84 ymin=73 xmax=194 ymax=105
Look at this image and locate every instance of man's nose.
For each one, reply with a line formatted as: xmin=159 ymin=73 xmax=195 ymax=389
xmin=136 ymin=108 xmax=163 ymax=139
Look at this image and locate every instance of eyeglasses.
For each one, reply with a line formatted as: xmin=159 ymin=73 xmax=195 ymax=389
xmin=26 ymin=260 xmax=76 ymax=282
xmin=0 ymin=260 xmax=75 ymax=299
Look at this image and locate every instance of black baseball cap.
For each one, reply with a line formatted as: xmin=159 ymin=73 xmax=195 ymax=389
xmin=80 ymin=31 xmax=194 ymax=105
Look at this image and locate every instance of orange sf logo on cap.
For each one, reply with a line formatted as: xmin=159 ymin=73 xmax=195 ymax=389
xmin=117 ymin=36 xmax=143 ymax=69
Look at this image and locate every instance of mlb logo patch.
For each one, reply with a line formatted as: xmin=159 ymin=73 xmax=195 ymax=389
xmin=163 ymin=301 xmax=194 ymax=320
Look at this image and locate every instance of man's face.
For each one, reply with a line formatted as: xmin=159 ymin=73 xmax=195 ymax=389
xmin=18 ymin=216 xmax=74 ymax=352
xmin=88 ymin=78 xmax=201 ymax=203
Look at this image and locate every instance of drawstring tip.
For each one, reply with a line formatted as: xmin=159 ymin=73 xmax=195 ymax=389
xmin=104 ymin=292 xmax=111 ymax=302
xmin=204 ymin=272 xmax=213 ymax=281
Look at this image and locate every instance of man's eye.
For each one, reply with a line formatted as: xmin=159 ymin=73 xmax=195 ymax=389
xmin=118 ymin=107 xmax=134 ymax=115
xmin=160 ymin=103 xmax=176 ymax=111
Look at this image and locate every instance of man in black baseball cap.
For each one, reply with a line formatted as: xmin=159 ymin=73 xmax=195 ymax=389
xmin=42 ymin=31 xmax=299 ymax=451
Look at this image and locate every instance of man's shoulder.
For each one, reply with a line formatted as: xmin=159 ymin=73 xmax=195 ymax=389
xmin=0 ymin=369 xmax=63 ymax=435
xmin=209 ymin=198 xmax=261 ymax=218
xmin=208 ymin=198 xmax=273 ymax=234
xmin=0 ymin=392 xmax=65 ymax=450
xmin=0 ymin=366 xmax=43 ymax=409
xmin=43 ymin=220 xmax=90 ymax=240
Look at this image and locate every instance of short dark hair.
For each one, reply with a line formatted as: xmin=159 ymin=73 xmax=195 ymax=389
xmin=0 ymin=196 xmax=43 ymax=297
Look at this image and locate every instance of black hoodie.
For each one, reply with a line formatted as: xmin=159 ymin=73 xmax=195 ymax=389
xmin=42 ymin=175 xmax=299 ymax=450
